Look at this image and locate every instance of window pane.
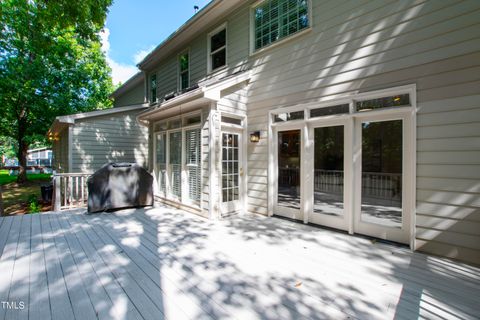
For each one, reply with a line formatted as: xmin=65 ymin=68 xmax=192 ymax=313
xmin=314 ymin=126 xmax=344 ymax=216
xmin=254 ymin=0 xmax=309 ymax=51
xmin=356 ymin=94 xmax=410 ymax=112
xmin=211 ymin=29 xmax=226 ymax=52
xmin=310 ymin=104 xmax=350 ymax=118
xmin=274 ymin=110 xmax=304 ymax=122
xmin=186 ymin=129 xmax=201 ymax=202
xmin=212 ymin=49 xmax=226 ymax=70
xmin=277 ymin=130 xmax=301 ymax=209
xmin=361 ymin=120 xmax=403 ymax=228
xmin=169 ymin=131 xmax=182 ymax=199
xmin=179 ymin=53 xmax=189 ymax=72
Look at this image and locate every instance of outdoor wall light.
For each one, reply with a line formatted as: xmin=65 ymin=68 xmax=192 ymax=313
xmin=250 ymin=131 xmax=260 ymax=143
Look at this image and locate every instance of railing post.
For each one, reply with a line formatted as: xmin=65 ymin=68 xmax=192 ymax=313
xmin=54 ymin=175 xmax=61 ymax=212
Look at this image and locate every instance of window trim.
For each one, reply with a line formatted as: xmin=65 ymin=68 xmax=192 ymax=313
xmin=177 ymin=48 xmax=190 ymax=91
xmin=249 ymin=0 xmax=313 ymax=55
xmin=207 ymin=23 xmax=228 ymax=74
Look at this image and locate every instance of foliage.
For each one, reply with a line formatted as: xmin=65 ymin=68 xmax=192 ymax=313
xmin=0 ymin=136 xmax=17 ymax=160
xmin=28 ymin=194 xmax=40 ymax=213
xmin=0 ymin=0 xmax=113 ymax=182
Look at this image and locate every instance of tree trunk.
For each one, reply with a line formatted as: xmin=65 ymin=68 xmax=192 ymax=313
xmin=16 ymin=116 xmax=28 ymax=184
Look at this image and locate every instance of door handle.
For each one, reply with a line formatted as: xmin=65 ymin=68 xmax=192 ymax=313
xmin=240 ymin=167 xmax=244 ymax=176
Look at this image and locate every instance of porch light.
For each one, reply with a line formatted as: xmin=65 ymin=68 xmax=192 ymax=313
xmin=250 ymin=131 xmax=260 ymax=143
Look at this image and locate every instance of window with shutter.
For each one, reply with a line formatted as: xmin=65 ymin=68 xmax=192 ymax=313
xmin=186 ymin=128 xmax=201 ymax=203
xmin=169 ymin=131 xmax=182 ymax=199
xmin=156 ymin=133 xmax=167 ymax=197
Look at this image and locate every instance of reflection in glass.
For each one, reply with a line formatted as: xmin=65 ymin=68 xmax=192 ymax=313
xmin=169 ymin=131 xmax=182 ymax=199
xmin=222 ymin=133 xmax=239 ymax=203
xmin=361 ymin=120 xmax=403 ymax=228
xmin=156 ymin=133 xmax=167 ymax=197
xmin=277 ymin=130 xmax=301 ymax=209
xmin=314 ymin=126 xmax=344 ymax=216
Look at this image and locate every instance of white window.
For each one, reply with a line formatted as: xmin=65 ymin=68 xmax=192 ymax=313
xmin=153 ymin=113 xmax=202 ymax=207
xmin=208 ymin=25 xmax=227 ymax=72
xmin=178 ymin=51 xmax=189 ymax=91
xmin=253 ymin=0 xmax=310 ymax=51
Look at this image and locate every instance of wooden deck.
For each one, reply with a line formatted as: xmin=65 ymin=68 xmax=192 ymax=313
xmin=0 ymin=206 xmax=479 ymax=320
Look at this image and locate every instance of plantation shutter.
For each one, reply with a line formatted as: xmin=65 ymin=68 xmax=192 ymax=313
xmin=169 ymin=131 xmax=182 ymax=198
xmin=186 ymin=128 xmax=201 ymax=202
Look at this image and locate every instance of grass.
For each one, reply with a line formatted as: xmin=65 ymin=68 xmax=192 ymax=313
xmin=1 ymin=170 xmax=52 ymax=215
xmin=0 ymin=169 xmax=52 ymax=186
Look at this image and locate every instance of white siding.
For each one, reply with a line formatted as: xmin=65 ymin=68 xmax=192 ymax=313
xmin=242 ymin=0 xmax=480 ymax=264
xmin=52 ymin=128 xmax=69 ymax=173
xmin=71 ymin=110 xmax=148 ymax=173
xmin=113 ymin=81 xmax=145 ymax=107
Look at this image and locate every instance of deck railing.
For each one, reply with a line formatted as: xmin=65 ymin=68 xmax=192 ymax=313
xmin=53 ymin=173 xmax=92 ymax=211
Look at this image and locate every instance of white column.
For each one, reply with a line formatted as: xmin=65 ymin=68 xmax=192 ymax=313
xmin=208 ymin=103 xmax=220 ymax=220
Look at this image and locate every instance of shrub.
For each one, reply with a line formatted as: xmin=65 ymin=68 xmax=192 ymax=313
xmin=28 ymin=194 xmax=40 ymax=214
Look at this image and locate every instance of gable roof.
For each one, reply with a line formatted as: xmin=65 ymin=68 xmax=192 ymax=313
xmin=109 ymin=72 xmax=144 ymax=99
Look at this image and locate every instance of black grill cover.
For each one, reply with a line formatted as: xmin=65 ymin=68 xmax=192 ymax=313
xmin=87 ymin=163 xmax=154 ymax=213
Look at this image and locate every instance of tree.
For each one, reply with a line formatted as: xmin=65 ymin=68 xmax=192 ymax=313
xmin=0 ymin=0 xmax=113 ymax=183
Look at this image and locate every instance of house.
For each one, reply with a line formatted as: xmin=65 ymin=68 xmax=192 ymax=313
xmin=49 ymin=72 xmax=149 ymax=173
xmin=83 ymin=0 xmax=480 ymax=265
xmin=26 ymin=147 xmax=52 ymax=167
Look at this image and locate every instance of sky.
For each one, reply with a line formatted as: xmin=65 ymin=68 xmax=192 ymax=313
xmin=102 ymin=0 xmax=212 ymax=85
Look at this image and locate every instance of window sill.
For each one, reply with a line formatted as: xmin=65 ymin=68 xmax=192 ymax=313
xmin=250 ymin=27 xmax=312 ymax=58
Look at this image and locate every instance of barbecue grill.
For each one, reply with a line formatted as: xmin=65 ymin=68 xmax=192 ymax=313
xmin=87 ymin=162 xmax=153 ymax=213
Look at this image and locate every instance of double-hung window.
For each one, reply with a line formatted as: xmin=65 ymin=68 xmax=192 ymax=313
xmin=150 ymin=74 xmax=157 ymax=103
xmin=179 ymin=51 xmax=189 ymax=91
xmin=253 ymin=0 xmax=310 ymax=51
xmin=208 ymin=26 xmax=227 ymax=72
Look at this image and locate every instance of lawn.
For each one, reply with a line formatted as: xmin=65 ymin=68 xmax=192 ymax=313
xmin=0 ymin=169 xmax=52 ymax=185
xmin=1 ymin=170 xmax=52 ymax=215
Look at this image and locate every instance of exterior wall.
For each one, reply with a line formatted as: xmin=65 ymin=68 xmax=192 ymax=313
xmin=242 ymin=0 xmax=480 ymax=264
xmin=70 ymin=109 xmax=148 ymax=173
xmin=113 ymin=81 xmax=145 ymax=107
xmin=142 ymin=0 xmax=480 ymax=264
xmin=52 ymin=128 xmax=69 ymax=172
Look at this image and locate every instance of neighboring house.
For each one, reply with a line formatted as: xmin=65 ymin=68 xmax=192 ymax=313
xmin=27 ymin=147 xmax=52 ymax=167
xmin=68 ymin=1 xmax=480 ymax=265
xmin=49 ymin=72 xmax=149 ymax=173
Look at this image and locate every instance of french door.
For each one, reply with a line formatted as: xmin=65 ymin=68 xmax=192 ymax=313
xmin=155 ymin=132 xmax=167 ymax=198
xmin=308 ymin=119 xmax=352 ymax=231
xmin=274 ymin=127 xmax=304 ymax=220
xmin=220 ymin=130 xmax=243 ymax=215
xmin=353 ymin=113 xmax=413 ymax=244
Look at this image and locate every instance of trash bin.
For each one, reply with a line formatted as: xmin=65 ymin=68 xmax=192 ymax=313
xmin=41 ymin=184 xmax=53 ymax=202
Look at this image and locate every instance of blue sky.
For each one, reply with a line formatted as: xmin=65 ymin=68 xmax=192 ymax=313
xmin=102 ymin=0 xmax=211 ymax=84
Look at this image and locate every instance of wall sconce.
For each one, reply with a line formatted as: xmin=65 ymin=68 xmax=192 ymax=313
xmin=250 ymin=131 xmax=260 ymax=143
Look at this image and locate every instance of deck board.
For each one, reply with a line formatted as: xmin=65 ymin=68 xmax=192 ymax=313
xmin=0 ymin=206 xmax=479 ymax=320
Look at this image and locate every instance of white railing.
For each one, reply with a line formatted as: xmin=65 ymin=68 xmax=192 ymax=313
xmin=313 ymin=169 xmax=401 ymax=200
xmin=53 ymin=173 xmax=92 ymax=211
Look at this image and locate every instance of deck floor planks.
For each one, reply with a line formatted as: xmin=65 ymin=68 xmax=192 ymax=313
xmin=0 ymin=216 xmax=23 ymax=320
xmin=70 ymin=213 xmax=166 ymax=320
xmin=47 ymin=213 xmax=98 ymax=320
xmin=28 ymin=214 xmax=51 ymax=320
xmin=0 ymin=207 xmax=479 ymax=320
xmin=39 ymin=212 xmax=76 ymax=320
xmin=77 ymin=213 xmax=217 ymax=320
xmin=5 ymin=215 xmax=31 ymax=320
xmin=55 ymin=213 xmax=116 ymax=319
xmin=118 ymin=210 xmax=350 ymax=320
xmin=60 ymin=213 xmax=144 ymax=320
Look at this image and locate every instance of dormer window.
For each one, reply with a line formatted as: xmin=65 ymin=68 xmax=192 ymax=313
xmin=150 ymin=74 xmax=157 ymax=103
xmin=208 ymin=25 xmax=227 ymax=72
xmin=179 ymin=51 xmax=189 ymax=91
xmin=253 ymin=0 xmax=310 ymax=51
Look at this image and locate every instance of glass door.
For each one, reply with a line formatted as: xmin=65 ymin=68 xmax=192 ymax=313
xmin=275 ymin=129 xmax=302 ymax=219
xmin=221 ymin=132 xmax=242 ymax=215
xmin=354 ymin=117 xmax=411 ymax=244
xmin=169 ymin=131 xmax=182 ymax=201
xmin=185 ymin=128 xmax=201 ymax=205
xmin=309 ymin=124 xmax=349 ymax=231
xmin=155 ymin=133 xmax=167 ymax=198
